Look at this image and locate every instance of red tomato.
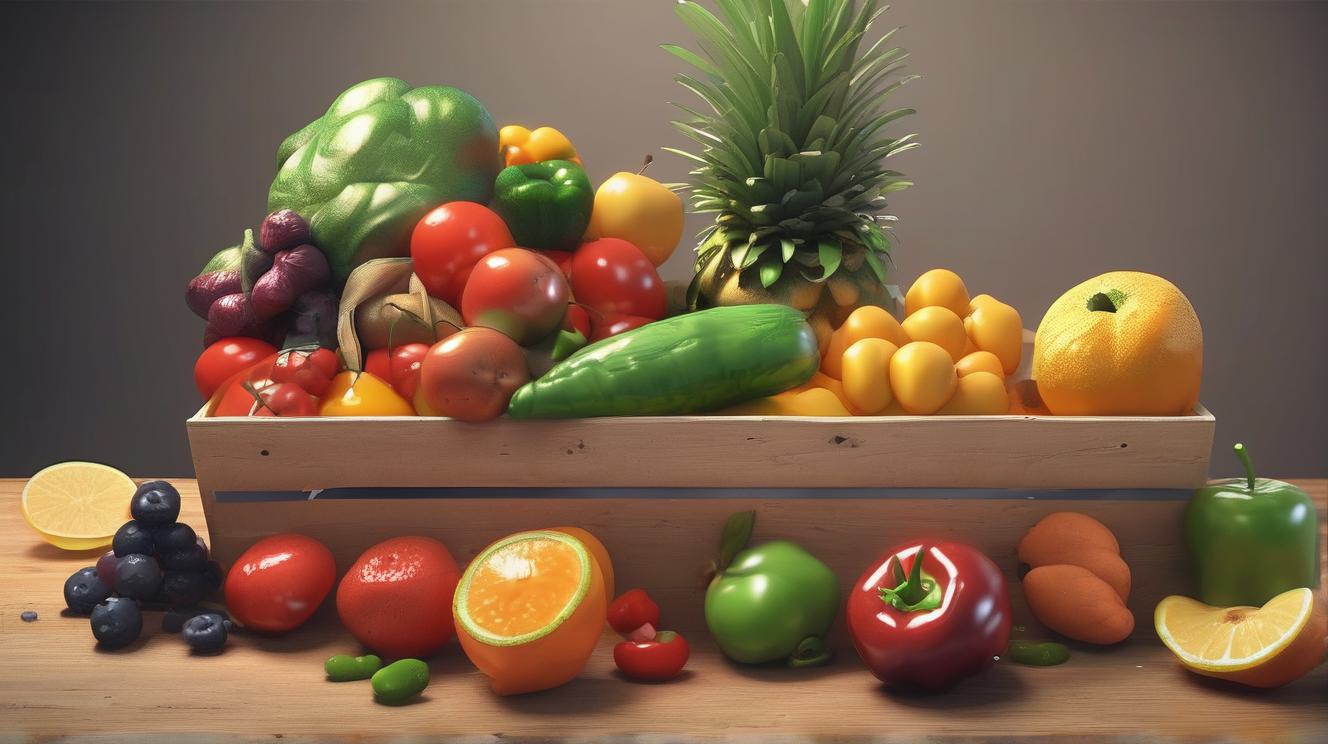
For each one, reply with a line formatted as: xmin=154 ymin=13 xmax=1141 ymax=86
xmin=614 ymin=631 xmax=690 ymax=681
xmin=461 ymin=248 xmax=570 ymax=345
xmin=846 ymin=540 xmax=1011 ymax=692
xmin=563 ymin=304 xmax=591 ymax=339
xmin=270 ymin=348 xmax=340 ymax=397
xmin=538 ymin=249 xmax=575 ymax=276
xmin=571 ymin=238 xmax=666 ymax=319
xmin=224 ymin=534 xmax=336 ymax=635
xmin=607 ymin=588 xmax=662 ymax=634
xmin=335 ymin=536 xmax=461 ymax=658
xmin=410 ymin=202 xmax=515 ymax=307
xmin=591 ymin=313 xmax=654 ymax=342
xmin=194 ymin=338 xmax=277 ymax=399
xmin=208 ymin=356 xmax=279 ymax=417
xmin=419 ymin=327 xmax=530 ymax=422
xmin=251 ymin=382 xmax=319 ymax=417
xmin=364 ymin=343 xmax=430 ymax=400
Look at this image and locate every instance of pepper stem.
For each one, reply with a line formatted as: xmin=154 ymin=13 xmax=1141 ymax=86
xmin=1233 ymin=442 xmax=1257 ymax=490
xmin=787 ymin=636 xmax=832 ymax=668
xmin=878 ymin=547 xmax=943 ymax=613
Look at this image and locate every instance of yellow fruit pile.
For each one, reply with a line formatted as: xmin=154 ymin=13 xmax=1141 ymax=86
xmin=721 ymin=269 xmax=1023 ymax=416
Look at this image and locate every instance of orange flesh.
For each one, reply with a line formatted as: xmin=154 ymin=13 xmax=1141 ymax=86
xmin=466 ymin=537 xmax=582 ymax=637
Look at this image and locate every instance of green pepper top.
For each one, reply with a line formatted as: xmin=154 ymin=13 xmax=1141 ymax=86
xmin=268 ymin=77 xmax=501 ymax=283
xmin=1185 ymin=443 xmax=1320 ymax=607
xmin=490 ymin=160 xmax=593 ymax=251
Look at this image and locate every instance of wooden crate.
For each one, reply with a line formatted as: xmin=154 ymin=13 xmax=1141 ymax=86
xmin=187 ymin=405 xmax=1215 ymax=639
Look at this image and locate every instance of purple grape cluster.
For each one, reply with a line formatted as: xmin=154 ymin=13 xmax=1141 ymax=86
xmin=185 ymin=210 xmax=338 ymax=350
xmin=65 ymin=480 xmax=228 ymax=652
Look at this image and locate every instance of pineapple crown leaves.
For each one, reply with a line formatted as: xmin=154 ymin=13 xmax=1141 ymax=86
xmin=664 ymin=0 xmax=917 ymax=290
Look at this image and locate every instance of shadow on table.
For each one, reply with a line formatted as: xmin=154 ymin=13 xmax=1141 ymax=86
xmin=877 ymin=662 xmax=1028 ymax=709
xmin=491 ymin=675 xmax=640 ymax=716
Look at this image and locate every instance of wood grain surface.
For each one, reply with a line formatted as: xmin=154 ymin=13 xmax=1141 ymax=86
xmin=2 ymin=479 xmax=1324 ymax=743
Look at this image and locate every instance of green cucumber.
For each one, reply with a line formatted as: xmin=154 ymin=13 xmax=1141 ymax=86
xmin=507 ymin=305 xmax=819 ymax=418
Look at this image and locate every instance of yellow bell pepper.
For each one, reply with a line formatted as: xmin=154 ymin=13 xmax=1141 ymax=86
xmin=715 ymin=387 xmax=852 ymax=417
xmin=499 ymin=125 xmax=581 ymax=167
xmin=320 ymin=371 xmax=415 ymax=417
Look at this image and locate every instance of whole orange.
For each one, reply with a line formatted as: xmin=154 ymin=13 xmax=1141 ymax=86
xmin=1032 ymin=272 xmax=1202 ymax=415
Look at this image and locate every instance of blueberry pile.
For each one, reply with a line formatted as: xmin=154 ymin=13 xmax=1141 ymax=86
xmin=63 ymin=480 xmax=230 ymax=653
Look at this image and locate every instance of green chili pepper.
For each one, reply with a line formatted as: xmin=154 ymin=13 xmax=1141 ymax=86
xmin=507 ymin=305 xmax=819 ymax=418
xmin=1006 ymin=640 xmax=1070 ymax=666
xmin=1185 ymin=444 xmax=1320 ymax=607
xmin=490 ymin=160 xmax=593 ymax=250
xmin=324 ymin=654 xmax=382 ymax=682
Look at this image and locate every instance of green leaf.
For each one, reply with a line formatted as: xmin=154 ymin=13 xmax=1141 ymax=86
xmin=818 ymin=237 xmax=843 ymax=278
xmin=780 ymin=238 xmax=797 ymax=262
xmin=716 ymin=510 xmax=756 ymax=572
xmin=660 ymin=43 xmax=722 ymax=79
xmin=758 ymin=250 xmax=784 ymax=288
xmin=741 ymin=240 xmax=769 ymax=269
xmin=864 ymin=248 xmax=888 ymax=284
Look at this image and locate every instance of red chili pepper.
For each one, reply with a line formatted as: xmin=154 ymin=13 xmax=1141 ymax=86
xmin=846 ymin=540 xmax=1011 ymax=692
xmin=613 ymin=630 xmax=690 ymax=682
xmin=607 ymin=588 xmax=661 ymax=635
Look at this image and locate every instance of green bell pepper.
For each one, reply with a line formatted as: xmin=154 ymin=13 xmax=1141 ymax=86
xmin=505 ymin=305 xmax=819 ymax=418
xmin=1185 ymin=443 xmax=1320 ymax=607
xmin=490 ymin=160 xmax=593 ymax=250
xmin=268 ymin=77 xmax=501 ymax=284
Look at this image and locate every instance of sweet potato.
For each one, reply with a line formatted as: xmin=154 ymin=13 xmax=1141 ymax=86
xmin=1022 ymin=545 xmax=1131 ymax=601
xmin=1018 ymin=512 xmax=1120 ymax=564
xmin=1024 ymin=564 xmax=1134 ymax=644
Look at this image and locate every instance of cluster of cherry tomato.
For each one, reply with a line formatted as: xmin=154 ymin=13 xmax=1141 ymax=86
xmin=608 ymin=588 xmax=690 ymax=682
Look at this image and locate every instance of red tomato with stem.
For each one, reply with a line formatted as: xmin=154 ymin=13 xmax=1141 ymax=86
xmin=336 ymin=536 xmax=462 ymax=658
xmin=208 ymin=356 xmax=278 ymax=417
xmin=571 ymin=238 xmax=666 ymax=319
xmin=608 ymin=588 xmax=661 ymax=635
xmin=224 ymin=534 xmax=336 ymax=635
xmin=418 ymin=327 xmax=530 ymax=422
xmin=614 ymin=631 xmax=690 ymax=681
xmin=251 ymin=382 xmax=319 ymax=417
xmin=194 ymin=338 xmax=277 ymax=399
xmin=461 ymin=248 xmax=570 ymax=345
xmin=846 ymin=540 xmax=1011 ymax=692
xmin=410 ymin=202 xmax=515 ymax=307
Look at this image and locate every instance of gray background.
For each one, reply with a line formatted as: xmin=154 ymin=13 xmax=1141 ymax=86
xmin=1 ymin=1 xmax=1324 ymax=478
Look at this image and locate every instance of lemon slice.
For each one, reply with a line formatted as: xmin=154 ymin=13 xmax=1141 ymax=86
xmin=1155 ymin=588 xmax=1325 ymax=688
xmin=21 ymin=462 xmax=134 ymax=550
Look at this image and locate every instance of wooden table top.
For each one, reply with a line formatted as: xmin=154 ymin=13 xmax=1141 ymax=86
xmin=2 ymin=478 xmax=1324 ymax=743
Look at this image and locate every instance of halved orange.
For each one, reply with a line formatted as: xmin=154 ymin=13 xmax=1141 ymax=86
xmin=1154 ymin=588 xmax=1327 ymax=688
xmin=454 ymin=530 xmax=607 ymax=695
xmin=548 ymin=526 xmax=614 ymax=605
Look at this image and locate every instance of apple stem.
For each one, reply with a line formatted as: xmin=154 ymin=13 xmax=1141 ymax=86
xmin=1234 ymin=443 xmax=1257 ymax=490
xmin=638 ymin=154 xmax=653 ymax=176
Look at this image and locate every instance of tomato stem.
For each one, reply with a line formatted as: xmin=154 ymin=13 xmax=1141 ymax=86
xmin=879 ymin=547 xmax=943 ymax=613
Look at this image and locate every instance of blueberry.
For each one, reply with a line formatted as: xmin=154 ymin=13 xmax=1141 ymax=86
xmin=182 ymin=612 xmax=229 ymax=653
xmin=162 ymin=606 xmax=229 ymax=633
xmin=114 ymin=554 xmax=163 ymax=600
xmin=112 ymin=520 xmax=155 ymax=557
xmin=130 ymin=481 xmax=180 ymax=525
xmin=151 ymin=522 xmax=197 ymax=553
xmin=160 ymin=542 xmax=208 ymax=572
xmin=63 ymin=567 xmax=111 ymax=614
xmin=95 ymin=550 xmax=120 ymax=591
xmin=157 ymin=571 xmax=207 ymax=608
xmin=90 ymin=597 xmax=142 ymax=649
xmin=201 ymin=560 xmax=224 ymax=591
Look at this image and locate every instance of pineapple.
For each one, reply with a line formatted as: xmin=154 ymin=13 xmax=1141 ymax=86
xmin=665 ymin=0 xmax=917 ymax=346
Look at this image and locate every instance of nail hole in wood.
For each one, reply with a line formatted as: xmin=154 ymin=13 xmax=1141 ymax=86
xmin=1120 ymin=443 xmax=1128 ymax=448
xmin=260 ymin=450 xmax=270 ymax=457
